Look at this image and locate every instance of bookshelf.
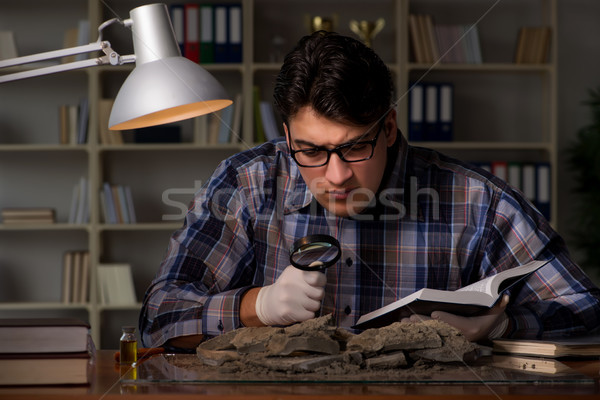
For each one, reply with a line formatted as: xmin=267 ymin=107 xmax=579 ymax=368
xmin=0 ymin=0 xmax=557 ymax=348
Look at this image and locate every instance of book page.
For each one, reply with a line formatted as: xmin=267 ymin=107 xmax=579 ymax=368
xmin=456 ymin=274 xmax=494 ymax=294
xmin=455 ymin=259 xmax=550 ymax=297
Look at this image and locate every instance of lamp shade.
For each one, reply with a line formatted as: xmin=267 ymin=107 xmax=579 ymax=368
xmin=109 ymin=3 xmax=231 ymax=130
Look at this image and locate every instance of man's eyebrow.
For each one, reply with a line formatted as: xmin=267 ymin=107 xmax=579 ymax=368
xmin=293 ymin=128 xmax=375 ymax=148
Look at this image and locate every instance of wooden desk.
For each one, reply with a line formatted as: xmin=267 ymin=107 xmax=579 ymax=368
xmin=0 ymin=350 xmax=598 ymax=399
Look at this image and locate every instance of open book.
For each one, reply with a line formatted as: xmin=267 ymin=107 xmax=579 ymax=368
xmin=353 ymin=259 xmax=552 ymax=330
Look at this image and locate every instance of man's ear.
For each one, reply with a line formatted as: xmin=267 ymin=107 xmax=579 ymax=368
xmin=384 ymin=108 xmax=398 ymax=147
xmin=283 ymin=122 xmax=291 ymax=147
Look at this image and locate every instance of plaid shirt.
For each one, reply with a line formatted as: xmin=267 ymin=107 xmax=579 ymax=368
xmin=140 ymin=133 xmax=600 ymax=347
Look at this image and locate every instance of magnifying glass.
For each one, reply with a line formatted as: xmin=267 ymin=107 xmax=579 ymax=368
xmin=289 ymin=234 xmax=341 ymax=272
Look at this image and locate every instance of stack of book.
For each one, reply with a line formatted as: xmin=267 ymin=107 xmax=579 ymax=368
xmin=1 ymin=207 xmax=55 ymax=224
xmin=200 ymin=93 xmax=243 ymax=145
xmin=99 ymin=183 xmax=137 ymax=224
xmin=514 ymin=26 xmax=552 ymax=64
xmin=408 ymin=14 xmax=482 ymax=64
xmin=493 ymin=335 xmax=600 ymax=358
xmin=61 ymin=251 xmax=90 ymax=304
xmin=0 ymin=318 xmax=93 ymax=385
xmin=68 ymin=177 xmax=89 ymax=224
xmin=97 ymin=263 xmax=137 ymax=305
xmin=98 ymin=98 xmax=124 ymax=145
xmin=58 ymin=97 xmax=89 ymax=145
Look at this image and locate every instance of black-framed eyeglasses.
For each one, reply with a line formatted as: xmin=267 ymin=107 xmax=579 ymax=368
xmin=287 ymin=120 xmax=385 ymax=168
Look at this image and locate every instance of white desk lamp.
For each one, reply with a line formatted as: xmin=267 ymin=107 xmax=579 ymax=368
xmin=0 ymin=3 xmax=232 ymax=130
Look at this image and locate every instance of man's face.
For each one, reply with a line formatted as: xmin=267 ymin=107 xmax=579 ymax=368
xmin=285 ymin=106 xmax=397 ymax=217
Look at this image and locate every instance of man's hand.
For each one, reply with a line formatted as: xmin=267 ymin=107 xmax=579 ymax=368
xmin=401 ymin=294 xmax=510 ymax=342
xmin=254 ymin=265 xmax=326 ymax=326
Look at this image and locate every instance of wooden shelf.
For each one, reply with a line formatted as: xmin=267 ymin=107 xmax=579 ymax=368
xmin=0 ymin=0 xmax=558 ymax=349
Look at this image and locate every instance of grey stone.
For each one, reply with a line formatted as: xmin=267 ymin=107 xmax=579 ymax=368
xmin=284 ymin=314 xmax=337 ymax=337
xmin=267 ymin=331 xmax=340 ymax=356
xmin=197 ymin=329 xmax=238 ymax=351
xmin=365 ymin=351 xmax=408 ymax=369
xmin=230 ymin=326 xmax=284 ymax=354
xmin=197 ymin=348 xmax=241 ymax=366
xmin=255 ymin=354 xmax=345 ymax=372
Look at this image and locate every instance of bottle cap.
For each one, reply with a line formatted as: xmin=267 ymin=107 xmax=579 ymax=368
xmin=122 ymin=326 xmax=136 ymax=333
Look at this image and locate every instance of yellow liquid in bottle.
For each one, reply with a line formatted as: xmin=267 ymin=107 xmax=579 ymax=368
xmin=120 ymin=340 xmax=137 ymax=365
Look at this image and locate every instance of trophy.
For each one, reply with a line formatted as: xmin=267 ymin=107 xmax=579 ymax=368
xmin=306 ymin=14 xmax=338 ymax=33
xmin=349 ymin=18 xmax=385 ymax=48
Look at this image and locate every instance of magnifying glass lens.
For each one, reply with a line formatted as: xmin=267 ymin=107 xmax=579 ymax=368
xmin=290 ymin=235 xmax=341 ymax=271
xmin=291 ymin=242 xmax=338 ymax=269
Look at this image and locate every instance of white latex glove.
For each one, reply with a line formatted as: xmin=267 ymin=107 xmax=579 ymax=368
xmin=255 ymin=265 xmax=327 ymax=326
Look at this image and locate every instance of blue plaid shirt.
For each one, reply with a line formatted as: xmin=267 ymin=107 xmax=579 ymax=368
xmin=140 ymin=134 xmax=600 ymax=347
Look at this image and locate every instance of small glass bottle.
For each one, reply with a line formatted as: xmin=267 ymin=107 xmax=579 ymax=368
xmin=119 ymin=326 xmax=137 ymax=365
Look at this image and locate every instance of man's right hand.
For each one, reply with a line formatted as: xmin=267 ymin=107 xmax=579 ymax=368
xmin=254 ymin=265 xmax=326 ymax=326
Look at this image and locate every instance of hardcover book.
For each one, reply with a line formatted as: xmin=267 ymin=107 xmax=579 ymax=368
xmin=0 ymin=352 xmax=92 ymax=385
xmin=0 ymin=318 xmax=91 ymax=354
xmin=493 ymin=335 xmax=600 ymax=358
xmin=353 ymin=259 xmax=551 ymax=330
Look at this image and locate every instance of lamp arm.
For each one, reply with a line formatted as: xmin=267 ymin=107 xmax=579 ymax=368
xmin=0 ymin=17 xmax=136 ymax=84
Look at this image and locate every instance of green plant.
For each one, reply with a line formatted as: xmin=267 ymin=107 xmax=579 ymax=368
xmin=566 ymin=87 xmax=600 ymax=271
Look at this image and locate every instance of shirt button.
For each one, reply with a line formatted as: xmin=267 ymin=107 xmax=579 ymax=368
xmin=217 ymin=320 xmax=224 ymax=331
xmin=344 ymin=305 xmax=352 ymax=315
xmin=345 ymin=258 xmax=353 ymax=267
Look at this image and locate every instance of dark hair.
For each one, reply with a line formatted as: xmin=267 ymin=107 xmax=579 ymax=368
xmin=273 ymin=31 xmax=394 ymax=127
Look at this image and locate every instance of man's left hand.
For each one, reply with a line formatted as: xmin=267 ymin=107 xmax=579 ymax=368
xmin=401 ymin=294 xmax=510 ymax=342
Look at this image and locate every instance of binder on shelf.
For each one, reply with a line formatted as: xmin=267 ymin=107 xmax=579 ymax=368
xmin=184 ymin=3 xmax=200 ymax=63
xmin=170 ymin=4 xmax=185 ymax=56
xmin=228 ymin=4 xmax=242 ymax=63
xmin=491 ymin=161 xmax=508 ymax=182
xmin=507 ymin=162 xmax=522 ymax=192
xmin=214 ymin=5 xmax=228 ymax=63
xmin=536 ymin=162 xmax=551 ymax=221
xmin=424 ymin=84 xmax=438 ymax=141
xmin=408 ymin=83 xmax=424 ymax=141
xmin=437 ymin=83 xmax=453 ymax=141
xmin=200 ymin=4 xmax=215 ymax=63
xmin=521 ymin=163 xmax=536 ymax=204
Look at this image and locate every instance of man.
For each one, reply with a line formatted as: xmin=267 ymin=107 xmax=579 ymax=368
xmin=139 ymin=31 xmax=600 ymax=350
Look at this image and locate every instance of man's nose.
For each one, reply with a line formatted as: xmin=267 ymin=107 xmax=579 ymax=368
xmin=325 ymin=153 xmax=353 ymax=185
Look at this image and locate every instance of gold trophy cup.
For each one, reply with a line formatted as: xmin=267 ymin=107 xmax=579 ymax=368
xmin=306 ymin=14 xmax=338 ymax=33
xmin=349 ymin=18 xmax=385 ymax=48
